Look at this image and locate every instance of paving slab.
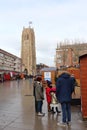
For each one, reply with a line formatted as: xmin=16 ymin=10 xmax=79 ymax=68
xmin=0 ymin=79 xmax=87 ymax=130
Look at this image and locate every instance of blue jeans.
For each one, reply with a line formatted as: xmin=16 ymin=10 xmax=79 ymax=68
xmin=37 ymin=101 xmax=43 ymax=113
xmin=61 ymin=102 xmax=71 ymax=123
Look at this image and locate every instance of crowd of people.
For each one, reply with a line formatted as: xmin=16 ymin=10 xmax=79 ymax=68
xmin=33 ymin=71 xmax=76 ymax=127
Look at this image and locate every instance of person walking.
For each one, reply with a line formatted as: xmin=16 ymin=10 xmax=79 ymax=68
xmin=56 ymin=71 xmax=75 ymax=127
xmin=16 ymin=73 xmax=20 ymax=86
xmin=33 ymin=77 xmax=38 ymax=113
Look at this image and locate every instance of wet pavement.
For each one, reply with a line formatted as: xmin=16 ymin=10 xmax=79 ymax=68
xmin=0 ymin=79 xmax=87 ymax=130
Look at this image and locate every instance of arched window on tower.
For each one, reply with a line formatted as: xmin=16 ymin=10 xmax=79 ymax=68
xmin=24 ymin=34 xmax=29 ymax=40
xmin=24 ymin=34 xmax=26 ymax=40
xmin=27 ymin=34 xmax=29 ymax=40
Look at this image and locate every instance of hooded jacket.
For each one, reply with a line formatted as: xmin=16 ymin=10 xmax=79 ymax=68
xmin=56 ymin=73 xmax=74 ymax=103
xmin=35 ymin=81 xmax=44 ymax=101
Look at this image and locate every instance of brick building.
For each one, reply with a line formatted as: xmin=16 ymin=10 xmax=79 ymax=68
xmin=55 ymin=42 xmax=87 ymax=68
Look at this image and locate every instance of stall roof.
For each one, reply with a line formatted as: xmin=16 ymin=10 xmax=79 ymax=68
xmin=41 ymin=67 xmax=56 ymax=71
xmin=79 ymin=53 xmax=87 ymax=62
xmin=79 ymin=53 xmax=87 ymax=59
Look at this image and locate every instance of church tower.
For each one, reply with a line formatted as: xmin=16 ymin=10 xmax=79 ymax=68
xmin=21 ymin=25 xmax=36 ymax=75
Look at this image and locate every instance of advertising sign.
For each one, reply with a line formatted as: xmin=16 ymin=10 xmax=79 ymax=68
xmin=44 ymin=72 xmax=51 ymax=81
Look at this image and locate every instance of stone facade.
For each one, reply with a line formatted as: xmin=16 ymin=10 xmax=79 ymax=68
xmin=21 ymin=27 xmax=36 ymax=75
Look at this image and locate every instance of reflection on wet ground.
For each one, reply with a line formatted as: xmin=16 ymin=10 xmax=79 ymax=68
xmin=0 ymin=79 xmax=87 ymax=130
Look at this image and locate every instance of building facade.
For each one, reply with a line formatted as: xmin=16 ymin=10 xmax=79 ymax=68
xmin=55 ymin=42 xmax=87 ymax=68
xmin=36 ymin=63 xmax=49 ymax=75
xmin=0 ymin=49 xmax=22 ymax=73
xmin=21 ymin=26 xmax=36 ymax=75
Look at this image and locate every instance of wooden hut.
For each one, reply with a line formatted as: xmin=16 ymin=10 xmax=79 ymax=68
xmin=41 ymin=67 xmax=56 ymax=85
xmin=79 ymin=54 xmax=87 ymax=120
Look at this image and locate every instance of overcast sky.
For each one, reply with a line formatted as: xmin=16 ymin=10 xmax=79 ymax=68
xmin=0 ymin=0 xmax=87 ymax=67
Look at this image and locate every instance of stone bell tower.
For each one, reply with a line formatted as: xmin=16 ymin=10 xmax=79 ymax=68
xmin=21 ymin=25 xmax=36 ymax=75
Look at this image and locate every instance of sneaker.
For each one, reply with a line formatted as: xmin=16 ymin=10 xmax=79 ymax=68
xmin=41 ymin=112 xmax=45 ymax=116
xmin=67 ymin=122 xmax=71 ymax=126
xmin=37 ymin=112 xmax=45 ymax=116
xmin=57 ymin=122 xmax=67 ymax=127
xmin=51 ymin=111 xmax=56 ymax=114
xmin=57 ymin=111 xmax=61 ymax=114
xmin=48 ymin=110 xmax=52 ymax=112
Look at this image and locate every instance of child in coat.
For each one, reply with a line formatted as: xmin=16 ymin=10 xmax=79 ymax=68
xmin=45 ymin=80 xmax=52 ymax=112
xmin=50 ymin=86 xmax=61 ymax=114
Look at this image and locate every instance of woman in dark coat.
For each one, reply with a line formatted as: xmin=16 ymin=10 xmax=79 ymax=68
xmin=56 ymin=72 xmax=75 ymax=127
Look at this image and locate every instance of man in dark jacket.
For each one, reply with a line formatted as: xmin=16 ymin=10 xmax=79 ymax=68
xmin=56 ymin=72 xmax=75 ymax=127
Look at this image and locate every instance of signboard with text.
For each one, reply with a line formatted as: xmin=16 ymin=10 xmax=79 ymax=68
xmin=44 ymin=72 xmax=51 ymax=81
